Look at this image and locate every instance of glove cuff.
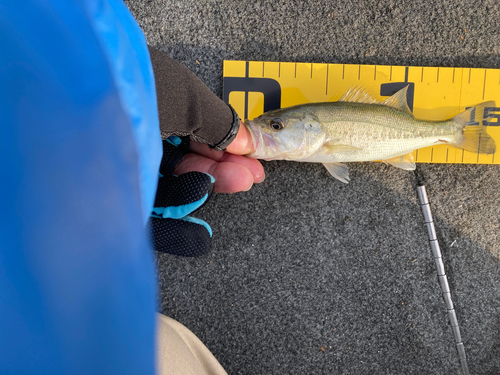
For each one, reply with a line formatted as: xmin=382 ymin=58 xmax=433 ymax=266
xmin=210 ymin=103 xmax=240 ymax=151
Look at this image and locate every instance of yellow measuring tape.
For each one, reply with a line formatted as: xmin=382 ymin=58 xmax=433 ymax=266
xmin=223 ymin=61 xmax=500 ymax=165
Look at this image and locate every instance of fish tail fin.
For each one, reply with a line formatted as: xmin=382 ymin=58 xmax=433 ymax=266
xmin=452 ymin=101 xmax=496 ymax=154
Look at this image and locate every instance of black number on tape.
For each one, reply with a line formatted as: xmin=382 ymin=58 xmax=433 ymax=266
xmin=483 ymin=107 xmax=500 ymax=126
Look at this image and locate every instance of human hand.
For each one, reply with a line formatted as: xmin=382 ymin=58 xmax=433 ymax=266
xmin=149 ymin=124 xmax=263 ymax=256
xmin=173 ymin=121 xmax=264 ymax=193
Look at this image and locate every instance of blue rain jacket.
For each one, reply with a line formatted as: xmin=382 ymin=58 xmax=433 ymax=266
xmin=0 ymin=1 xmax=162 ymax=373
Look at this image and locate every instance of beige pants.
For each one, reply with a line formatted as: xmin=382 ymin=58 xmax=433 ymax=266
xmin=156 ymin=314 xmax=228 ymax=375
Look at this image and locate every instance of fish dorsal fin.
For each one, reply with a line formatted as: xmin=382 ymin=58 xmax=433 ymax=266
xmin=381 ymin=86 xmax=413 ymax=115
xmin=322 ymin=162 xmax=350 ymax=183
xmin=338 ymin=86 xmax=379 ymax=104
xmin=383 ymin=153 xmax=416 ymax=170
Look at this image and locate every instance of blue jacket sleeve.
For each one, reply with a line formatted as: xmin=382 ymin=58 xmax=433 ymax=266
xmin=0 ymin=1 xmax=161 ymax=374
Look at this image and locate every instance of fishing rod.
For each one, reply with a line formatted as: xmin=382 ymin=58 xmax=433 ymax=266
xmin=414 ymin=168 xmax=469 ymax=375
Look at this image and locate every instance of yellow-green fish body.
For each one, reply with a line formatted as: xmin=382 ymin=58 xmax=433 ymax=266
xmin=245 ymin=87 xmax=495 ymax=183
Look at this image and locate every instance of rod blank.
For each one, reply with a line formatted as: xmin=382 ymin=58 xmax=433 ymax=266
xmin=417 ymin=185 xmax=469 ymax=375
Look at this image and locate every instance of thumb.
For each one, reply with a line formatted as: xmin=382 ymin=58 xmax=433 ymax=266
xmin=225 ymin=121 xmax=255 ymax=155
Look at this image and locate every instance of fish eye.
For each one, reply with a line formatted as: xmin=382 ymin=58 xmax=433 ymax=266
xmin=270 ymin=118 xmax=284 ymax=131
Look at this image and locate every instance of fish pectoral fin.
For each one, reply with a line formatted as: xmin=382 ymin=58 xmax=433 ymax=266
xmin=381 ymin=86 xmax=414 ymax=116
xmin=323 ymin=143 xmax=362 ymax=153
xmin=322 ymin=162 xmax=350 ymax=183
xmin=383 ymin=153 xmax=416 ymax=170
xmin=338 ymin=86 xmax=379 ymax=104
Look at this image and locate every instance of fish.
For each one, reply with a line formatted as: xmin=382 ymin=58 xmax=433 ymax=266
xmin=244 ymin=86 xmax=496 ymax=183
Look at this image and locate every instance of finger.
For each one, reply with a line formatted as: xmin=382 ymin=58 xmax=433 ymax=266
xmin=187 ymin=121 xmax=254 ymax=158
xmin=188 ymin=142 xmax=265 ymax=183
xmin=173 ymin=153 xmax=255 ymax=193
xmin=188 ymin=127 xmax=253 ymax=159
xmin=209 ymin=162 xmax=254 ymax=193
xmin=218 ymin=153 xmax=265 ymax=183
xmin=225 ymin=121 xmax=255 ymax=155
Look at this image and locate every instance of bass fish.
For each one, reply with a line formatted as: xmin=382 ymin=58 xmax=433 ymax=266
xmin=244 ymin=86 xmax=496 ymax=183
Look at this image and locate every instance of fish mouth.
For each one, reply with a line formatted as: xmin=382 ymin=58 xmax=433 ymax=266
xmin=244 ymin=120 xmax=278 ymax=159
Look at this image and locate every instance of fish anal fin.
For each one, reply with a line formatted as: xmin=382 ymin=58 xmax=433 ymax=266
xmin=338 ymin=86 xmax=379 ymax=104
xmin=381 ymin=86 xmax=413 ymax=115
xmin=383 ymin=153 xmax=416 ymax=170
xmin=322 ymin=162 xmax=350 ymax=183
